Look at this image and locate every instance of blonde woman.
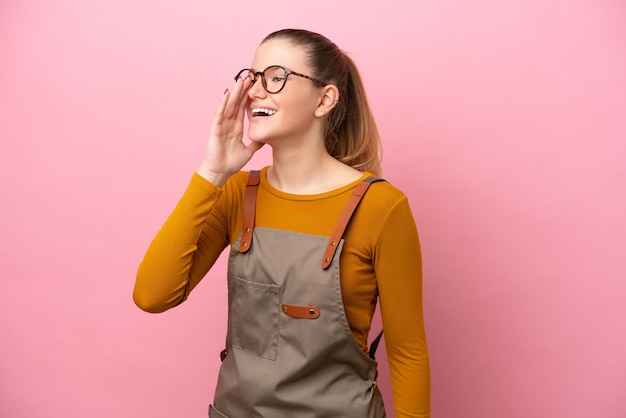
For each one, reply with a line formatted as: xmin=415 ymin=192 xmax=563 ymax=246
xmin=134 ymin=29 xmax=430 ymax=418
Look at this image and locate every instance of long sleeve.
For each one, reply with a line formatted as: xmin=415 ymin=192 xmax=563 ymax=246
xmin=375 ymin=197 xmax=430 ymax=418
xmin=133 ymin=173 xmax=229 ymax=313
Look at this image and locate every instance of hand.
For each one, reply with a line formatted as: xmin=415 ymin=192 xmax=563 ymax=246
xmin=197 ymin=76 xmax=264 ymax=186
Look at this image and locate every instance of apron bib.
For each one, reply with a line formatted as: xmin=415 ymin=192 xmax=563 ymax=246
xmin=210 ymin=171 xmax=386 ymax=418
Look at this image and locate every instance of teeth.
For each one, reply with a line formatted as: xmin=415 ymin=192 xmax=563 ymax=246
xmin=251 ymin=107 xmax=277 ymax=116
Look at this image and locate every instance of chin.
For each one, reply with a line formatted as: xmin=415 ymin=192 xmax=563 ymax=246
xmin=247 ymin=129 xmax=275 ymax=145
xmin=248 ymin=134 xmax=269 ymax=145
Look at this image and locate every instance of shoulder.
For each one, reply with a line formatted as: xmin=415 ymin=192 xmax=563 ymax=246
xmin=363 ymin=177 xmax=409 ymax=208
xmin=357 ymin=177 xmax=416 ymax=227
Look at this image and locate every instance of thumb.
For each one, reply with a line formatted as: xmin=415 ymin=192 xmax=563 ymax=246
xmin=246 ymin=141 xmax=265 ymax=157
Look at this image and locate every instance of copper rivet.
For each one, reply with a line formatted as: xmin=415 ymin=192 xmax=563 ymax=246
xmin=331 ymin=241 xmax=336 ymax=246
xmin=245 ymin=227 xmax=250 ymax=232
xmin=325 ymin=258 xmax=329 ymax=262
xmin=242 ymin=242 xmax=248 ymax=247
xmin=283 ymin=306 xmax=288 ymax=312
xmin=309 ymin=309 xmax=315 ymax=315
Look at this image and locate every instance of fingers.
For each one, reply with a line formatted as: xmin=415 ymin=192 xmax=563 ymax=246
xmin=235 ymin=73 xmax=252 ymax=121
xmin=212 ymin=88 xmax=230 ymax=126
xmin=236 ymin=81 xmax=249 ymax=121
xmin=211 ymin=77 xmax=250 ymax=137
xmin=223 ymin=77 xmax=250 ymax=121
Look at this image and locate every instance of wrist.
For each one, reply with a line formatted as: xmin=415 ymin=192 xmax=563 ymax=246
xmin=196 ymin=162 xmax=232 ymax=187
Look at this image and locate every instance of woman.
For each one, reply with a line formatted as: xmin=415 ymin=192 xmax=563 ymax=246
xmin=134 ymin=29 xmax=430 ymax=418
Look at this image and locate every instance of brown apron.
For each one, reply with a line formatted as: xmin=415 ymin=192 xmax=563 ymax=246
xmin=209 ymin=171 xmax=386 ymax=418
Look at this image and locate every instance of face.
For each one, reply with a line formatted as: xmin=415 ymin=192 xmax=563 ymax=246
xmin=245 ymin=39 xmax=325 ymax=146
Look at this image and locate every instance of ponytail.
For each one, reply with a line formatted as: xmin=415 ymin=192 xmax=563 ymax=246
xmin=325 ymin=54 xmax=382 ymax=175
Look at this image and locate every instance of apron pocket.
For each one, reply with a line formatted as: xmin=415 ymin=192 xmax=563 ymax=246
xmin=231 ymin=276 xmax=280 ymax=360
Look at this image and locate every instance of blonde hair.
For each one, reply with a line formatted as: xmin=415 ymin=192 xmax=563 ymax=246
xmin=262 ymin=29 xmax=382 ymax=175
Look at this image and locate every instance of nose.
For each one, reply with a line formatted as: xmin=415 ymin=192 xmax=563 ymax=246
xmin=248 ymin=73 xmax=267 ymax=99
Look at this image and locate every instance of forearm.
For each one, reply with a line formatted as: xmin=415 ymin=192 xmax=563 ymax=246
xmin=134 ymin=174 xmax=228 ymax=313
xmin=386 ymin=329 xmax=431 ymax=418
xmin=381 ymin=265 xmax=431 ymax=418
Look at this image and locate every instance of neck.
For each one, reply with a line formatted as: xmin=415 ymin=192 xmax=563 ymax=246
xmin=267 ymin=137 xmax=363 ymax=194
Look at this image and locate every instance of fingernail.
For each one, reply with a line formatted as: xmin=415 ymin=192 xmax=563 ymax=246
xmin=224 ymin=88 xmax=229 ymax=95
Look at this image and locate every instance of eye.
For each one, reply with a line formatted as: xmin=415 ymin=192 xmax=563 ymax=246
xmin=271 ymin=76 xmax=286 ymax=83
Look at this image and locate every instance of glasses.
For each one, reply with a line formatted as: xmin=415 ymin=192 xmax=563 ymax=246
xmin=234 ymin=65 xmax=328 ymax=94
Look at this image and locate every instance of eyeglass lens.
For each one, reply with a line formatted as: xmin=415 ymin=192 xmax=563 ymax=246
xmin=236 ymin=66 xmax=287 ymax=94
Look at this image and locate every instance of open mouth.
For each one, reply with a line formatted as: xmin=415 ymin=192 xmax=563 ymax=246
xmin=251 ymin=107 xmax=277 ymax=117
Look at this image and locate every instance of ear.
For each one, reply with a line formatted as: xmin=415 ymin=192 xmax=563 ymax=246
xmin=315 ymin=84 xmax=340 ymax=118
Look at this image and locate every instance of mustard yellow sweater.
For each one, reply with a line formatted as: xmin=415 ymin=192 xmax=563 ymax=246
xmin=135 ymin=168 xmax=430 ymax=417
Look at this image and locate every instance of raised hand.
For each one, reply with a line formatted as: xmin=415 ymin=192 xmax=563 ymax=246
xmin=197 ymin=76 xmax=264 ymax=186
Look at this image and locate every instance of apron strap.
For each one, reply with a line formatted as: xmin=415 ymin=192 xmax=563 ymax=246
xmin=239 ymin=171 xmax=384 ymax=264
xmin=239 ymin=170 xmax=261 ymax=253
xmin=321 ymin=177 xmax=384 ymax=269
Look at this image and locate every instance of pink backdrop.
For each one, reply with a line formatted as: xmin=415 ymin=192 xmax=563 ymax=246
xmin=1 ymin=1 xmax=625 ymax=417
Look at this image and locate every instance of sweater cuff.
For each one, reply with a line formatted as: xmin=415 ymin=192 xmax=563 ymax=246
xmin=190 ymin=172 xmax=224 ymax=197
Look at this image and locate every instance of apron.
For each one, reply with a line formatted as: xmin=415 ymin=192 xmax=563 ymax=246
xmin=209 ymin=171 xmax=387 ymax=418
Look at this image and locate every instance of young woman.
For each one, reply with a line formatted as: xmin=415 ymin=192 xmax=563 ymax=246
xmin=134 ymin=29 xmax=430 ymax=418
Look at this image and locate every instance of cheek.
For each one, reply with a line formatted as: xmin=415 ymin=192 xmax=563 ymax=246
xmin=280 ymin=106 xmax=315 ymax=128
xmin=281 ymin=93 xmax=319 ymax=118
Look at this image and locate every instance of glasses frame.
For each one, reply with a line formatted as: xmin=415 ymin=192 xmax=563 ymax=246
xmin=234 ymin=65 xmax=328 ymax=94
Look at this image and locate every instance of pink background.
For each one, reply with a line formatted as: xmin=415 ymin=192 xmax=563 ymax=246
xmin=1 ymin=0 xmax=625 ymax=417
